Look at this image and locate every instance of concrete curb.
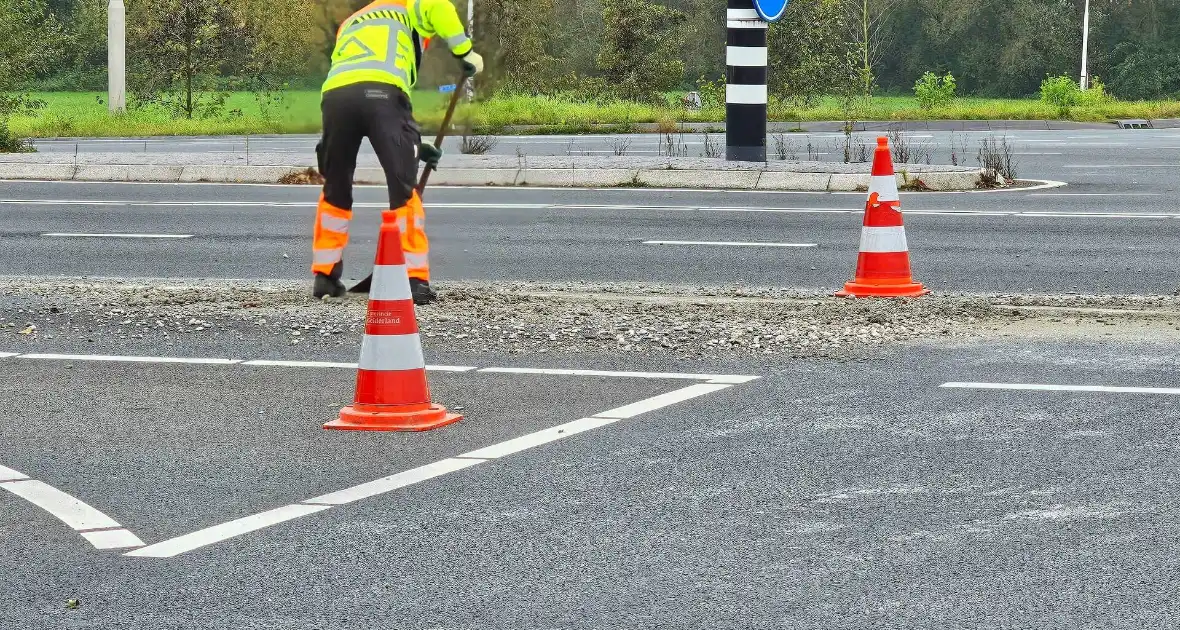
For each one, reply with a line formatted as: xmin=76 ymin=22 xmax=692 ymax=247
xmin=0 ymin=161 xmax=985 ymax=192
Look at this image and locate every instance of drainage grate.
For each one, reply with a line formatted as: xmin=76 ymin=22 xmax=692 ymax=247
xmin=1116 ymin=119 xmax=1153 ymax=129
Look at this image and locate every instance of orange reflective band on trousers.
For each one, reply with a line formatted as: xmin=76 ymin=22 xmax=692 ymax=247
xmin=393 ymin=191 xmax=430 ymax=282
xmin=312 ymin=195 xmax=352 ymax=275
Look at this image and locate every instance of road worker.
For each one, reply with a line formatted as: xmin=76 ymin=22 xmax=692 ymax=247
xmin=312 ymin=0 xmax=483 ymax=304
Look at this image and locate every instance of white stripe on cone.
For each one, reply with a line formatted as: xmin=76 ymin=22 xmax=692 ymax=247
xmin=868 ymin=174 xmax=900 ymax=203
xmin=369 ymin=264 xmax=414 ymax=301
xmin=358 ymin=333 xmax=426 ymax=372
xmin=858 ymin=226 xmax=909 ymax=253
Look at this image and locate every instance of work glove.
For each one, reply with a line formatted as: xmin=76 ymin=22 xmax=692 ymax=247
xmin=460 ymin=51 xmax=484 ymax=78
xmin=418 ymin=142 xmax=443 ymax=169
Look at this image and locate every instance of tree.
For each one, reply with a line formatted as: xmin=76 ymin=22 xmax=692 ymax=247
xmin=845 ymin=0 xmax=898 ymax=96
xmin=770 ymin=0 xmax=857 ymax=106
xmin=474 ymin=0 xmax=560 ymax=95
xmin=597 ymin=0 xmax=687 ymax=102
xmin=127 ymin=0 xmax=240 ymax=119
xmin=0 ymin=0 xmax=60 ymax=150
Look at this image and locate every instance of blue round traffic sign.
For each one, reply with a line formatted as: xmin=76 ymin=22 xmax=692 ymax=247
xmin=752 ymin=0 xmax=790 ymax=22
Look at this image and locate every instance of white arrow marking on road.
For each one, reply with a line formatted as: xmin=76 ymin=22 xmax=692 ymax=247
xmin=41 ymin=233 xmax=193 ymax=239
xmin=942 ymin=382 xmax=1180 ymax=395
xmin=644 ymin=240 xmax=819 ymax=248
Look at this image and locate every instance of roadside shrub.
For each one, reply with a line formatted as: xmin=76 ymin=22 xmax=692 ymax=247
xmin=0 ymin=119 xmax=34 ymax=153
xmin=913 ymin=72 xmax=956 ymax=110
xmin=1076 ymin=76 xmax=1114 ymax=106
xmin=694 ymin=75 xmax=726 ymax=109
xmin=1040 ymin=75 xmax=1080 ymax=112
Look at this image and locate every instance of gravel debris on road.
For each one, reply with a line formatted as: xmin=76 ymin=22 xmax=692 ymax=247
xmin=2 ymin=277 xmax=1179 ymax=361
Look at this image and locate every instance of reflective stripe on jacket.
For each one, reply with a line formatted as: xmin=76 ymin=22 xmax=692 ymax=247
xmin=322 ymin=0 xmax=473 ymax=95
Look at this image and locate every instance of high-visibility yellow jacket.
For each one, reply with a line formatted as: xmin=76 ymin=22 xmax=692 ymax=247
xmin=321 ymin=0 xmax=473 ymax=95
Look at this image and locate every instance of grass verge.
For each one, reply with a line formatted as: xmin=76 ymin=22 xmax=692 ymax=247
xmin=9 ymin=92 xmax=1180 ymax=139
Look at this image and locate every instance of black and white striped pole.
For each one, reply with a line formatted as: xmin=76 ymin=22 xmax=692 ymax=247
xmin=726 ymin=0 xmax=786 ymax=162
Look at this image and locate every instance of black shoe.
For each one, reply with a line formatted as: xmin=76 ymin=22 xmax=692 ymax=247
xmin=313 ymin=261 xmax=346 ymax=299
xmin=313 ymin=273 xmax=346 ymax=299
xmin=410 ymin=278 xmax=437 ymax=305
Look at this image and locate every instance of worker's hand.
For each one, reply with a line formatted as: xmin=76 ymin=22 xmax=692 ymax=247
xmin=460 ymin=51 xmax=484 ymax=78
xmin=418 ymin=142 xmax=443 ymax=169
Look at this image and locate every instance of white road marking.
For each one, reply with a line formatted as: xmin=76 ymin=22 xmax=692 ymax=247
xmin=594 ymin=384 xmax=734 ymax=419
xmin=643 ymin=240 xmax=818 ymax=248
xmin=124 ymin=379 xmax=750 ymax=558
xmin=476 ymin=367 xmax=759 ymax=383
xmin=0 ymin=478 xmax=143 ymax=548
xmin=1 ymin=480 xmax=123 ymax=531
xmin=1029 ymin=193 xmax=1162 ymax=197
xmin=18 ymin=353 xmax=241 ymax=365
xmin=1063 ymin=164 xmax=1178 ymax=169
xmin=125 ymin=504 xmax=331 ymax=558
xmin=81 ymin=528 xmax=146 ymax=550
xmin=941 ymin=382 xmax=1180 ymax=395
xmin=41 ymin=233 xmax=193 ymax=239
xmin=11 ymin=198 xmax=1174 ymax=219
xmin=228 ymin=359 xmax=479 ymax=372
xmin=0 ymin=352 xmax=17 ymax=359
xmin=241 ymin=359 xmax=358 ymax=369
xmin=9 ymin=351 xmax=757 ymax=382
xmin=0 ymin=465 xmax=29 ymax=482
xmin=458 ymin=417 xmax=618 ymax=460
xmin=304 ymin=458 xmax=484 ymax=506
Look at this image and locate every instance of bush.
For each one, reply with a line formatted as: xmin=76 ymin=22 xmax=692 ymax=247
xmin=0 ymin=119 xmax=34 ymax=153
xmin=913 ymin=72 xmax=956 ymax=110
xmin=1077 ymin=76 xmax=1114 ymax=106
xmin=1040 ymin=75 xmax=1080 ymax=109
xmin=695 ymin=75 xmax=725 ymax=109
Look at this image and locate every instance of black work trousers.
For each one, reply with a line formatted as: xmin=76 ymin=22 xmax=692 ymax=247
xmin=318 ymin=82 xmax=420 ymax=211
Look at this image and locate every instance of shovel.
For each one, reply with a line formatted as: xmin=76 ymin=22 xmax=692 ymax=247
xmin=348 ymin=78 xmax=468 ymax=294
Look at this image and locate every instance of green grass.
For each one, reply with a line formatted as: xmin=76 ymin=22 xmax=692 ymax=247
xmin=9 ymin=91 xmax=1180 ymax=139
xmin=9 ymin=91 xmax=453 ymax=138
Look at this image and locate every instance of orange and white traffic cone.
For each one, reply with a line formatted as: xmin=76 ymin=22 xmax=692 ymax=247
xmin=836 ymin=137 xmax=930 ymax=298
xmin=325 ymin=211 xmax=462 ymax=432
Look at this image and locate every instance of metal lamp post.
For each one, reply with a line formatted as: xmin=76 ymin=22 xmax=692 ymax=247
xmin=1080 ymin=0 xmax=1091 ymax=90
xmin=108 ymin=0 xmax=126 ymax=112
xmin=466 ymin=0 xmax=475 ymax=101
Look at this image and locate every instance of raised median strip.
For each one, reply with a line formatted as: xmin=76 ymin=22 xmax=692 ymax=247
xmin=0 ymin=152 xmax=985 ymax=191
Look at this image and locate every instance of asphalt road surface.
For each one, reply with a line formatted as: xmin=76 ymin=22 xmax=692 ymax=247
xmin=5 ymin=128 xmax=1180 ymax=629
xmin=1 ymin=180 xmax=1178 ymax=295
